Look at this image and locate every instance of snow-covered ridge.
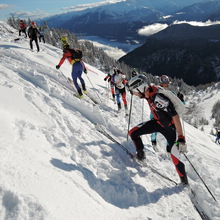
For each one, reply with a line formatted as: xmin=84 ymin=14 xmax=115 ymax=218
xmin=0 ymin=20 xmax=16 ymax=33
xmin=0 ymin=21 xmax=220 ymax=219
xmin=61 ymin=0 xmax=125 ymax=12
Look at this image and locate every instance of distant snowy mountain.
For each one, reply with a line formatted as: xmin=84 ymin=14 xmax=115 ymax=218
xmin=164 ymin=0 xmax=220 ymax=22
xmin=40 ymin=0 xmax=208 ymax=45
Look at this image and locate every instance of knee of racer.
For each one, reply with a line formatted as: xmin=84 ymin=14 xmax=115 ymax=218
xmin=128 ymin=130 xmax=133 ymax=138
xmin=128 ymin=127 xmax=138 ymax=140
xmin=166 ymin=140 xmax=175 ymax=153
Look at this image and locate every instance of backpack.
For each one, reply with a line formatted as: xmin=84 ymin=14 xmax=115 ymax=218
xmin=68 ymin=48 xmax=83 ymax=60
xmin=158 ymin=87 xmax=186 ymax=116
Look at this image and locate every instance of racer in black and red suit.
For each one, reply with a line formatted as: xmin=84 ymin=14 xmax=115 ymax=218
xmin=128 ymin=75 xmax=188 ymax=185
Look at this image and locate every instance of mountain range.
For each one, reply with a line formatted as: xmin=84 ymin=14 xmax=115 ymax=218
xmin=119 ymin=23 xmax=220 ymax=86
xmin=40 ymin=0 xmax=215 ymax=44
xmin=164 ymin=0 xmax=220 ymax=22
xmin=38 ymin=0 xmax=220 ymax=85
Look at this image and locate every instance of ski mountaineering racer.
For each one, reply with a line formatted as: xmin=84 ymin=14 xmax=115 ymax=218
xmin=111 ymin=68 xmax=128 ymax=112
xmin=28 ymin=21 xmax=40 ymax=52
xmin=56 ymin=42 xmax=88 ymax=98
xmin=19 ymin=20 xmax=27 ymax=38
xmin=104 ymin=70 xmax=116 ymax=102
xmin=127 ymin=74 xmax=188 ymax=185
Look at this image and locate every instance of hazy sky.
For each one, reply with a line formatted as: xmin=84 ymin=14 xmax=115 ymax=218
xmin=0 ymin=0 xmax=118 ymax=20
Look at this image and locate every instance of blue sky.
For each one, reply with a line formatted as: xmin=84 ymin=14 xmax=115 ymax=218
xmin=0 ymin=0 xmax=112 ymax=21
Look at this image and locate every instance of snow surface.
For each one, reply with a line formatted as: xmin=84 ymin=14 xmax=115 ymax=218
xmin=0 ymin=21 xmax=220 ymax=220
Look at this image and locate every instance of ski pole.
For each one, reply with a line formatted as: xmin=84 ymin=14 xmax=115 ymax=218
xmin=58 ymin=69 xmax=78 ymax=92
xmin=184 ymin=153 xmax=217 ymax=202
xmin=58 ymin=69 xmax=72 ymax=85
xmin=142 ymin=98 xmax=144 ymax=122
xmin=58 ymin=69 xmax=67 ymax=80
xmin=127 ymin=94 xmax=133 ymax=141
xmin=85 ymin=74 xmax=102 ymax=102
xmin=106 ymin=81 xmax=110 ymax=100
xmin=87 ymin=67 xmax=98 ymax=75
xmin=181 ymin=119 xmax=217 ymax=201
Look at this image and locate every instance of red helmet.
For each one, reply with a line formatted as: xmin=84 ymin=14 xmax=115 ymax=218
xmin=159 ymin=75 xmax=170 ymax=87
xmin=31 ymin=21 xmax=35 ymax=26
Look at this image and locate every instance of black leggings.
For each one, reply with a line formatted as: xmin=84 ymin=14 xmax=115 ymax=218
xmin=19 ymin=29 xmax=27 ymax=37
xmin=129 ymin=120 xmax=176 ymax=152
xmin=129 ymin=120 xmax=186 ymax=178
xmin=39 ymin=35 xmax=45 ymax=43
xmin=30 ymin=38 xmax=40 ymax=52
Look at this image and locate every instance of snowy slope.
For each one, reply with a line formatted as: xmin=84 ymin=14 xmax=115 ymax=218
xmin=0 ymin=21 xmax=220 ymax=220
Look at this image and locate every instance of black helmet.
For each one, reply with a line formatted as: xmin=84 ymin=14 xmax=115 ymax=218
xmin=128 ymin=74 xmax=148 ymax=93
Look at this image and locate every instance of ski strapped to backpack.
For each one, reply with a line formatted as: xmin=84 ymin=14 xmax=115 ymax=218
xmin=158 ymin=87 xmax=186 ymax=116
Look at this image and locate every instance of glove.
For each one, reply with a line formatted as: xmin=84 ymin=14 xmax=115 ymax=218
xmin=176 ymin=135 xmax=187 ymax=153
xmin=56 ymin=65 xmax=60 ymax=70
xmin=84 ymin=69 xmax=87 ymax=74
xmin=104 ymin=77 xmax=107 ymax=81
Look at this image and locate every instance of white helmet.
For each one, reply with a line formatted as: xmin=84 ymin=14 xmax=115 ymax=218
xmin=128 ymin=74 xmax=148 ymax=94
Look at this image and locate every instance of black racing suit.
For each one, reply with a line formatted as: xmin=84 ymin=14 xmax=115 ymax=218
xmin=129 ymin=86 xmax=187 ymax=179
xmin=28 ymin=26 xmax=40 ymax=52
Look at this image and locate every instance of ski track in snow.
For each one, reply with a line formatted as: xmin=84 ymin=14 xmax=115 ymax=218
xmin=0 ymin=21 xmax=220 ymax=220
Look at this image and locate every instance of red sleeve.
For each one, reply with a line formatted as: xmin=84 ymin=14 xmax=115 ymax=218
xmin=20 ymin=23 xmax=26 ymax=29
xmin=104 ymin=75 xmax=109 ymax=80
xmin=58 ymin=53 xmax=68 ymax=66
xmin=122 ymin=79 xmax=128 ymax=84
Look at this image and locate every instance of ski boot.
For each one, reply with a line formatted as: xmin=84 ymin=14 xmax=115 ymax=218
xmin=82 ymin=84 xmax=88 ymax=94
xmin=124 ymin=104 xmax=129 ymax=116
xmin=112 ymin=94 xmax=116 ymax=103
xmin=77 ymin=89 xmax=84 ymax=99
xmin=180 ymin=175 xmax=189 ymax=186
xmin=151 ymin=140 xmax=157 ymax=146
xmin=117 ymin=103 xmax=122 ymax=112
xmin=136 ymin=150 xmax=146 ymax=161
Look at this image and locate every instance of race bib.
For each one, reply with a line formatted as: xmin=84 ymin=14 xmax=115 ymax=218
xmin=154 ymin=94 xmax=169 ymax=109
